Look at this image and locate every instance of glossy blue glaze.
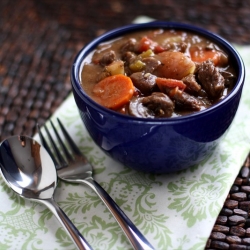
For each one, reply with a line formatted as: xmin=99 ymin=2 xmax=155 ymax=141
xmin=71 ymin=21 xmax=245 ymax=173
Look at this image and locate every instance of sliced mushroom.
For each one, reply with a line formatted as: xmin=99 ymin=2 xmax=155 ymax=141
xmin=141 ymin=57 xmax=161 ymax=73
xmin=130 ymin=72 xmax=157 ymax=95
xmin=129 ymin=92 xmax=174 ymax=118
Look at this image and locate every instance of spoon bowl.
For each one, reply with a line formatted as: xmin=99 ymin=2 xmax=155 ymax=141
xmin=0 ymin=135 xmax=92 ymax=250
xmin=0 ymin=135 xmax=56 ymax=199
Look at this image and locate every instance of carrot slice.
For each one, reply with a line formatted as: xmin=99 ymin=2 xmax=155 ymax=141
xmin=156 ymin=77 xmax=186 ymax=92
xmin=92 ymin=74 xmax=134 ymax=110
xmin=138 ymin=37 xmax=155 ymax=52
xmin=138 ymin=36 xmax=165 ymax=53
xmin=189 ymin=47 xmax=220 ymax=66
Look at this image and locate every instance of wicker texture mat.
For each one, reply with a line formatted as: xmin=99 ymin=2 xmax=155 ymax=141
xmin=1 ymin=0 xmax=250 ymax=248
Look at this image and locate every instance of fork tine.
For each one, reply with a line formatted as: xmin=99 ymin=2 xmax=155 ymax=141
xmin=39 ymin=122 xmax=68 ymax=169
xmin=50 ymin=120 xmax=74 ymax=162
xmin=37 ymin=123 xmax=59 ymax=168
xmin=57 ymin=118 xmax=83 ymax=157
xmin=45 ymin=123 xmax=68 ymax=167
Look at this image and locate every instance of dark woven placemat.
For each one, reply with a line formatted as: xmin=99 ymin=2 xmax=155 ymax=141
xmin=205 ymin=155 xmax=250 ymax=250
xmin=0 ymin=0 xmax=250 ymax=249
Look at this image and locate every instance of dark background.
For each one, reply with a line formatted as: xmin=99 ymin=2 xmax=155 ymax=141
xmin=0 ymin=0 xmax=250 ymax=140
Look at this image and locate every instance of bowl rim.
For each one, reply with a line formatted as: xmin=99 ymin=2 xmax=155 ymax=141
xmin=71 ymin=21 xmax=245 ymax=124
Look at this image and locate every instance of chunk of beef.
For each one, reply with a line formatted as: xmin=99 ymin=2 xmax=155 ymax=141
xmin=130 ymin=72 xmax=157 ymax=95
xmin=197 ymin=60 xmax=225 ymax=98
xmin=141 ymin=92 xmax=174 ymax=117
xmin=99 ymin=50 xmax=116 ymax=66
xmin=122 ymin=51 xmax=137 ymax=65
xmin=142 ymin=57 xmax=161 ymax=73
xmin=129 ymin=92 xmax=174 ymax=118
xmin=164 ymin=41 xmax=188 ymax=53
xmin=182 ymin=74 xmax=201 ymax=93
xmin=170 ymin=88 xmax=201 ymax=111
xmin=120 ymin=38 xmax=137 ymax=56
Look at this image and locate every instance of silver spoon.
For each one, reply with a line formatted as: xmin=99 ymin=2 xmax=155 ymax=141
xmin=0 ymin=135 xmax=92 ymax=250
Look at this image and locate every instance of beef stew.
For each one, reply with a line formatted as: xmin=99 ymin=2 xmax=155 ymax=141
xmin=81 ymin=29 xmax=237 ymax=118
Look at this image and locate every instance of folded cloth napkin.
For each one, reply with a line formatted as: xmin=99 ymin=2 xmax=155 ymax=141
xmin=0 ymin=23 xmax=250 ymax=250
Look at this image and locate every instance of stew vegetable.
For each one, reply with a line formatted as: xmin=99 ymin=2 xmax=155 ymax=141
xmin=81 ymin=29 xmax=236 ymax=118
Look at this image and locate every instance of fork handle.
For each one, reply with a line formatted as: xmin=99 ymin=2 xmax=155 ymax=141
xmin=40 ymin=198 xmax=93 ymax=250
xmin=82 ymin=177 xmax=155 ymax=250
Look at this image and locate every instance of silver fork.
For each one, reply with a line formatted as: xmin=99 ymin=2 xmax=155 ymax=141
xmin=37 ymin=118 xmax=155 ymax=250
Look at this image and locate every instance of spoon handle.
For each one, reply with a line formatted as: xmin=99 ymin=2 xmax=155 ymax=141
xmin=40 ymin=198 xmax=93 ymax=250
xmin=82 ymin=177 xmax=155 ymax=250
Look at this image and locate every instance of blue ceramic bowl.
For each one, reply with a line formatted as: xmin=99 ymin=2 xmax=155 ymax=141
xmin=71 ymin=21 xmax=245 ymax=174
